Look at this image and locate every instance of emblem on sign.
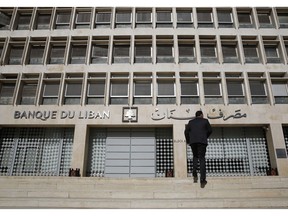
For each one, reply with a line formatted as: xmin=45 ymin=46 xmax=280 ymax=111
xmin=122 ymin=107 xmax=138 ymax=122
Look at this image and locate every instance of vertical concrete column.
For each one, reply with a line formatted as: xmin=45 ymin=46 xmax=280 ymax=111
xmin=173 ymin=123 xmax=188 ymax=178
xmin=266 ymin=123 xmax=288 ymax=176
xmin=71 ymin=123 xmax=87 ymax=176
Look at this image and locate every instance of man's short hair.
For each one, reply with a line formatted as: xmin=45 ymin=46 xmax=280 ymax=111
xmin=195 ymin=110 xmax=203 ymax=117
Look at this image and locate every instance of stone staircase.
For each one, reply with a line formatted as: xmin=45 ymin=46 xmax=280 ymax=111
xmin=0 ymin=176 xmax=288 ymax=208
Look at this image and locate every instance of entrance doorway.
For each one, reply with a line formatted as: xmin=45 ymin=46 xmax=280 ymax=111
xmin=87 ymin=127 xmax=174 ymax=178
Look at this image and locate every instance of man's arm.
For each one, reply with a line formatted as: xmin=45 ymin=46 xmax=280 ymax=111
xmin=184 ymin=124 xmax=190 ymax=143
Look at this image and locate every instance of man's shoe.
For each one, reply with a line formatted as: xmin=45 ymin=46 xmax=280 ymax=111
xmin=193 ymin=176 xmax=198 ymax=183
xmin=200 ymin=179 xmax=207 ymax=188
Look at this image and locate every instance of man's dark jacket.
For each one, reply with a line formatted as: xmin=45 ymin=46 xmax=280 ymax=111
xmin=184 ymin=117 xmax=212 ymax=145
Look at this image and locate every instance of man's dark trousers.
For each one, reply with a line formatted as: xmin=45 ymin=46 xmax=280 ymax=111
xmin=190 ymin=143 xmax=207 ymax=181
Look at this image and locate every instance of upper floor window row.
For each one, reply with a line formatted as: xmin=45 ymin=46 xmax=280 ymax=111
xmin=1 ymin=35 xmax=288 ymax=65
xmin=1 ymin=72 xmax=287 ymax=106
xmin=1 ymin=7 xmax=288 ymax=30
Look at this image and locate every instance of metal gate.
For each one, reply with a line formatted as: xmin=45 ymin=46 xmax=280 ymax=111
xmin=87 ymin=128 xmax=173 ymax=178
xmin=187 ymin=127 xmax=271 ymax=177
xmin=0 ymin=127 xmax=74 ymax=176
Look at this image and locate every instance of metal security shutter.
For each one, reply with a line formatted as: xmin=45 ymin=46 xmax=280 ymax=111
xmin=105 ymin=129 xmax=130 ymax=177
xmin=130 ymin=130 xmax=155 ymax=177
xmin=87 ymin=128 xmax=173 ymax=178
xmin=105 ymin=129 xmax=155 ymax=178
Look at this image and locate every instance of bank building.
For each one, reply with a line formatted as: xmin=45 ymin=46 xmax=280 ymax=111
xmin=0 ymin=6 xmax=288 ymax=208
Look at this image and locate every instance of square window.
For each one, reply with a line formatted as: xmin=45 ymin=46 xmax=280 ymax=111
xmin=36 ymin=14 xmax=51 ymax=29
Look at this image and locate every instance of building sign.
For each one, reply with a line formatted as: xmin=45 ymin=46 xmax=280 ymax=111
xmin=14 ymin=110 xmax=110 ymax=121
xmin=151 ymin=107 xmax=247 ymax=121
xmin=207 ymin=108 xmax=247 ymax=121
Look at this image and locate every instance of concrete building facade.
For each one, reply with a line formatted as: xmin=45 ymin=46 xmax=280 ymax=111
xmin=0 ymin=7 xmax=288 ymax=179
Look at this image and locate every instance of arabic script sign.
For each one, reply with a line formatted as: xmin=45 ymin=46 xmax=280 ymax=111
xmin=151 ymin=108 xmax=247 ymax=121
xmin=207 ymin=108 xmax=247 ymax=121
xmin=151 ymin=108 xmax=194 ymax=120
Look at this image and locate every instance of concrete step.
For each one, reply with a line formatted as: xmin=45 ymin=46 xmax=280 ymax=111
xmin=0 ymin=176 xmax=287 ymax=208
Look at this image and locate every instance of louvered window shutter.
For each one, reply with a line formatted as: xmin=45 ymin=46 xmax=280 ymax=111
xmin=96 ymin=13 xmax=111 ymax=23
xmin=197 ymin=12 xmax=212 ymax=22
xmin=22 ymin=83 xmax=37 ymax=97
xmin=135 ymin=82 xmax=151 ymax=96
xmin=250 ymin=81 xmax=266 ymax=96
xmin=135 ymin=45 xmax=151 ymax=57
xmin=93 ymin=45 xmax=108 ymax=57
xmin=114 ymin=45 xmax=129 ymax=57
xmin=66 ymin=83 xmax=82 ymax=96
xmin=157 ymin=12 xmax=171 ymax=22
xmin=77 ymin=13 xmax=91 ymax=23
xmin=157 ymin=45 xmax=172 ymax=56
xmin=158 ymin=82 xmax=174 ymax=96
xmin=111 ymin=83 xmax=128 ymax=96
xmin=244 ymin=45 xmax=258 ymax=57
xmin=0 ymin=83 xmax=15 ymax=97
xmin=181 ymin=81 xmax=197 ymax=95
xmin=137 ymin=12 xmax=151 ymax=22
xmin=10 ymin=46 xmax=23 ymax=58
xmin=179 ymin=45 xmax=194 ymax=56
xmin=88 ymin=82 xmax=105 ymax=96
xmin=227 ymin=81 xmax=243 ymax=95
xmin=30 ymin=46 xmax=44 ymax=58
xmin=51 ymin=46 xmax=65 ymax=58
xmin=204 ymin=82 xmax=220 ymax=95
xmin=222 ymin=45 xmax=237 ymax=57
xmin=177 ymin=12 xmax=192 ymax=22
xmin=71 ymin=46 xmax=87 ymax=57
xmin=238 ymin=13 xmax=251 ymax=23
xmin=116 ymin=12 xmax=131 ymax=22
xmin=43 ymin=83 xmax=59 ymax=97
xmin=201 ymin=45 xmax=216 ymax=57
xmin=218 ymin=11 xmax=232 ymax=23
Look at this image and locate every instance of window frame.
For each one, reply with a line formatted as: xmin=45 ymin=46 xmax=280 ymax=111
xmin=41 ymin=80 xmax=61 ymax=105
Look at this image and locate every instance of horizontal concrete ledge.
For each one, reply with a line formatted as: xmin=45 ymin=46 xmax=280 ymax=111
xmin=0 ymin=197 xmax=288 ymax=209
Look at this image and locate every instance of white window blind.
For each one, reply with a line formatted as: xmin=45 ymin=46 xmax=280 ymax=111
xmin=272 ymin=82 xmax=288 ymax=96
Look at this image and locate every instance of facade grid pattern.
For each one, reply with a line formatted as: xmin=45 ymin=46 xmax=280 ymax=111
xmin=0 ymin=7 xmax=288 ymax=178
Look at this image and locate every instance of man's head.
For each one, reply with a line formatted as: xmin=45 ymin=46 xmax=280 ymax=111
xmin=195 ymin=110 xmax=203 ymax=118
